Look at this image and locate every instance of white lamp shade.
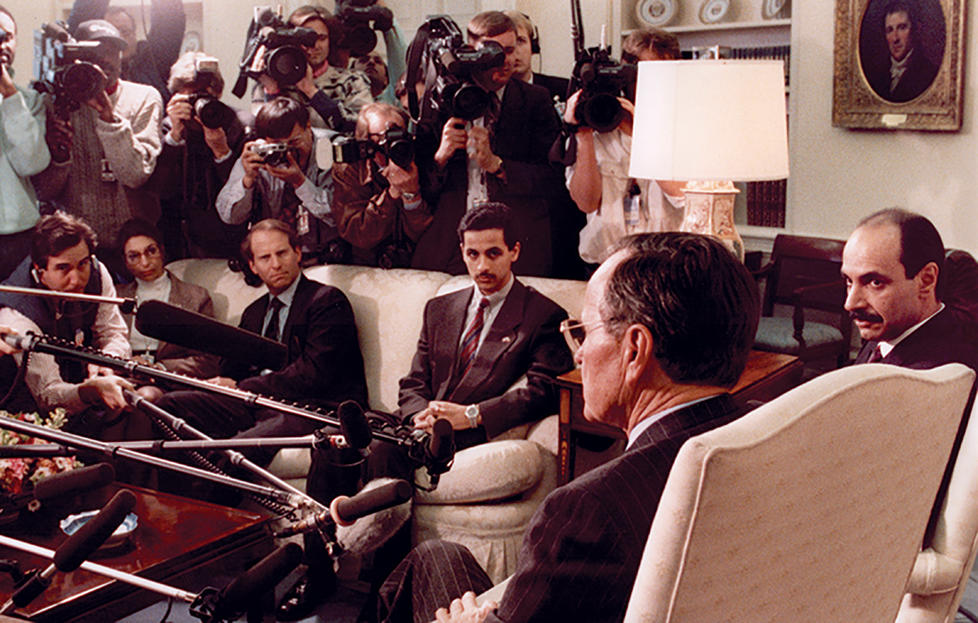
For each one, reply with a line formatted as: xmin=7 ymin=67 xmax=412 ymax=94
xmin=628 ymin=60 xmax=789 ymax=182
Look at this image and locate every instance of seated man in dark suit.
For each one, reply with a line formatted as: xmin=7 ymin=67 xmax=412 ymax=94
xmin=155 ymin=218 xmax=367 ymax=466
xmin=116 ymin=219 xmax=219 ymax=383
xmin=374 ymin=231 xmax=759 ymax=623
xmin=280 ymin=202 xmax=575 ymax=620
xmin=843 ymin=208 xmax=978 ymax=370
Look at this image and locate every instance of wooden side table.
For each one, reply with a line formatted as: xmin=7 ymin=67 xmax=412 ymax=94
xmin=556 ymin=350 xmax=804 ymax=485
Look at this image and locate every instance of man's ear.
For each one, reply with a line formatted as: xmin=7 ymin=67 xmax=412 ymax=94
xmin=916 ymin=261 xmax=939 ymax=298
xmin=622 ymin=324 xmax=654 ymax=385
xmin=510 ymin=241 xmax=521 ymax=262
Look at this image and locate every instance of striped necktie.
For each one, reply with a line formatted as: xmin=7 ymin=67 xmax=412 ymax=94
xmin=458 ymin=297 xmax=490 ymax=378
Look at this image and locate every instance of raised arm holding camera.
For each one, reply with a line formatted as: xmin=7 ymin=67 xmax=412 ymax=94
xmin=0 ymin=6 xmax=51 ymax=282
xmin=148 ymin=52 xmax=249 ymax=260
xmin=332 ymin=102 xmax=432 ymax=267
xmin=216 ymin=96 xmax=343 ymax=263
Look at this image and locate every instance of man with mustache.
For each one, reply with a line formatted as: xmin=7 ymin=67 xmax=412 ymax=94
xmin=842 ymin=208 xmax=978 ymax=369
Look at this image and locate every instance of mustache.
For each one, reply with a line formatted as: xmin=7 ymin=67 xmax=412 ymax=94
xmin=849 ymin=310 xmax=883 ymax=323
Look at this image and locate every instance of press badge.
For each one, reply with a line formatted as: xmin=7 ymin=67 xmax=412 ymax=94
xmin=297 ymin=207 xmax=310 ymax=236
xmin=100 ymin=158 xmax=116 ymax=183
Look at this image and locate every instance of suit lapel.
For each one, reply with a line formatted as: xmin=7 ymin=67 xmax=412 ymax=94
xmin=280 ymin=275 xmax=311 ymax=346
xmin=449 ymin=281 xmax=526 ymax=403
xmin=435 ymin=288 xmax=474 ymax=401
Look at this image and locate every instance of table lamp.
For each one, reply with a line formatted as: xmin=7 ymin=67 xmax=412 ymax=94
xmin=628 ymin=60 xmax=789 ymax=259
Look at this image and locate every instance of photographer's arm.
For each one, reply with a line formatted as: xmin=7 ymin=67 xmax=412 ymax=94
xmin=564 ymin=90 xmax=601 ymax=213
xmin=215 ymin=155 xmax=256 ymax=225
xmin=96 ymin=89 xmax=163 ymax=188
xmin=0 ymin=86 xmax=50 ymax=177
xmin=381 ymin=21 xmax=407 ymax=104
xmin=146 ymin=0 xmax=186 ymax=86
xmin=67 ymin=0 xmax=108 ymax=32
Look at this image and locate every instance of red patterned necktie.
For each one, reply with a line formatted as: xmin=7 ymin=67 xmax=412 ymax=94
xmin=866 ymin=344 xmax=883 ymax=363
xmin=458 ymin=297 xmax=490 ymax=378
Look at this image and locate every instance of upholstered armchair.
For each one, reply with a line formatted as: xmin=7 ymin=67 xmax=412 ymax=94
xmin=622 ymin=363 xmax=974 ymax=622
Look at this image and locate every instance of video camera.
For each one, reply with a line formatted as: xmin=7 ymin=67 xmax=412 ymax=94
xmin=185 ymin=56 xmax=236 ymax=130
xmin=332 ymin=126 xmax=415 ymax=170
xmin=31 ymin=22 xmax=106 ymax=120
xmin=570 ymin=46 xmax=636 ymax=133
xmin=232 ymin=7 xmax=319 ymax=98
xmin=336 ymin=0 xmax=393 ymax=57
xmin=405 ymin=15 xmax=504 ymax=123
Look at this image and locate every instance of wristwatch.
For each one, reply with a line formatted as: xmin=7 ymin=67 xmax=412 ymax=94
xmin=465 ymin=404 xmax=480 ymax=429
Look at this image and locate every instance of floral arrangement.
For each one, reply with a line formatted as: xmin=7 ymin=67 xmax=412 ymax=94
xmin=0 ymin=409 xmax=81 ymax=495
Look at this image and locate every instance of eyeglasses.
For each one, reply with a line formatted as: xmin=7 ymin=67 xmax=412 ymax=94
xmin=125 ymin=244 xmax=161 ymax=263
xmin=559 ymin=318 xmax=604 ymax=355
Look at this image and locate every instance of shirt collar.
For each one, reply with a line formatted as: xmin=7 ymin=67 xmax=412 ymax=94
xmin=134 ymin=271 xmax=170 ymax=289
xmin=271 ymin=274 xmax=302 ymax=309
xmin=627 ymin=395 xmax=716 ymax=450
xmin=878 ymin=302 xmax=944 ymax=357
xmin=472 ymin=273 xmax=514 ymax=307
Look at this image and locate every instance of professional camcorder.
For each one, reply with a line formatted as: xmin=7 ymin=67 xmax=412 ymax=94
xmin=232 ymin=7 xmax=319 ymax=98
xmin=405 ymin=15 xmax=504 ymax=122
xmin=32 ymin=22 xmax=105 ymax=119
xmin=570 ymin=46 xmax=636 ymax=133
xmin=332 ymin=126 xmax=414 ymax=170
xmin=186 ymin=56 xmax=236 ymax=130
xmin=250 ymin=140 xmax=291 ymax=167
xmin=336 ymin=0 xmax=393 ymax=57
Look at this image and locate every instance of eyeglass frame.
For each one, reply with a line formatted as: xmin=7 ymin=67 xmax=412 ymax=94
xmin=124 ymin=243 xmax=162 ymax=264
xmin=559 ymin=318 xmax=606 ymax=356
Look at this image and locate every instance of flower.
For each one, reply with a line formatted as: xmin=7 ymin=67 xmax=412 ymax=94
xmin=0 ymin=409 xmax=82 ymax=495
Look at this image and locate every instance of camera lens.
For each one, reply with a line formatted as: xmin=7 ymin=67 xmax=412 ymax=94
xmin=343 ymin=25 xmax=378 ymax=57
xmin=266 ymin=45 xmax=308 ymax=86
xmin=61 ymin=62 xmax=105 ymax=103
xmin=193 ymin=97 xmax=233 ymax=130
xmin=386 ymin=139 xmax=414 ymax=170
xmin=451 ymin=83 xmax=490 ymax=121
xmin=581 ymin=92 xmax=624 ymax=134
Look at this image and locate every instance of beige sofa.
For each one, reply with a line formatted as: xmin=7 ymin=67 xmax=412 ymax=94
xmin=166 ymin=259 xmax=586 ymax=581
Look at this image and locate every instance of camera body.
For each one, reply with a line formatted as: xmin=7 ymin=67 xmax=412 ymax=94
xmin=233 ymin=7 xmax=319 ymax=98
xmin=571 ymin=47 xmax=636 ymax=133
xmin=413 ymin=16 xmax=504 ymax=122
xmin=336 ymin=0 xmax=393 ymax=57
xmin=333 ymin=126 xmax=415 ymax=170
xmin=251 ymin=140 xmax=291 ymax=167
xmin=32 ymin=22 xmax=106 ymax=119
xmin=185 ymin=56 xmax=235 ymax=130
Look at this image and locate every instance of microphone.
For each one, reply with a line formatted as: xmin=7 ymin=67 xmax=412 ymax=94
xmin=274 ymin=478 xmax=413 ymax=537
xmin=0 ymin=331 xmax=33 ymax=351
xmin=427 ymin=418 xmax=455 ymax=472
xmin=338 ymin=400 xmax=372 ymax=451
xmin=135 ymin=299 xmax=286 ymax=369
xmin=33 ymin=463 xmax=115 ymax=502
xmin=211 ymin=543 xmax=302 ymax=620
xmin=3 ymin=489 xmax=136 ymax=612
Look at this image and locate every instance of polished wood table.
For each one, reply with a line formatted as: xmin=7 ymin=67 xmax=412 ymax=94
xmin=0 ymin=485 xmax=273 ymax=622
xmin=556 ymin=350 xmax=804 ymax=485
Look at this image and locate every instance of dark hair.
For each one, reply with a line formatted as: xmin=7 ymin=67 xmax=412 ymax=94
xmin=31 ymin=211 xmax=98 ymax=268
xmin=457 ymin=202 xmax=519 ymax=249
xmin=883 ymin=1 xmax=914 ymax=22
xmin=255 ymin=96 xmax=310 ymax=139
xmin=241 ymin=219 xmax=300 ymax=262
xmin=858 ymin=207 xmax=945 ymax=299
xmin=467 ymin=11 xmax=515 ymax=41
xmin=622 ymin=27 xmax=681 ymax=62
xmin=602 ymin=233 xmax=759 ymax=388
xmin=117 ymin=218 xmax=164 ymax=254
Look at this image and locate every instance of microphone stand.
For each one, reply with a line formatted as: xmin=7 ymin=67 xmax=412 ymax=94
xmin=0 ymin=415 xmax=307 ymax=509
xmin=0 ymin=285 xmax=136 ymax=314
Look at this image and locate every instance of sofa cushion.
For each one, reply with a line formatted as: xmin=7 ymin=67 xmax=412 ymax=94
xmin=416 ymin=439 xmax=545 ymax=504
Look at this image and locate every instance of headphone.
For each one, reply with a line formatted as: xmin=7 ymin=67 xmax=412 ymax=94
xmin=520 ymin=12 xmax=541 ymax=54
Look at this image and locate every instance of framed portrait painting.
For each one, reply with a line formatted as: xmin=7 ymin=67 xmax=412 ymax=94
xmin=832 ymin=0 xmax=966 ymax=131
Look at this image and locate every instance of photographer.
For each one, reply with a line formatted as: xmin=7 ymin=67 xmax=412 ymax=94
xmin=216 ymin=96 xmax=341 ymax=263
xmin=250 ymin=5 xmax=372 ymax=133
xmin=31 ymin=19 xmax=163 ymax=280
xmin=346 ymin=1 xmax=407 ymax=106
xmin=411 ymin=11 xmax=562 ymax=277
xmin=564 ymin=27 xmax=686 ymax=267
xmin=0 ymin=6 xmax=51 ymax=281
xmin=149 ymin=52 xmax=249 ymax=260
xmin=67 ymin=0 xmax=185 ymax=103
xmin=333 ymin=102 xmax=432 ymax=267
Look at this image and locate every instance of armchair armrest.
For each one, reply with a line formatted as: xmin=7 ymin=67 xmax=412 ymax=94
xmin=905 ymin=547 xmax=966 ymax=595
xmin=415 ymin=439 xmax=546 ymax=504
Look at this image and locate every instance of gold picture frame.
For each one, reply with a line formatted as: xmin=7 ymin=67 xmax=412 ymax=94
xmin=832 ymin=0 xmax=966 ymax=131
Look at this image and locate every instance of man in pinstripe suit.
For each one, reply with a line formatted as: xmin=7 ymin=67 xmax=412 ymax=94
xmin=375 ymin=232 xmax=760 ymax=623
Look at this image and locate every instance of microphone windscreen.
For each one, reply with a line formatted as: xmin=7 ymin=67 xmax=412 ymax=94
xmin=53 ymin=489 xmax=136 ymax=572
xmin=135 ymin=300 xmax=286 ymax=369
xmin=429 ymin=418 xmax=455 ymax=465
xmin=215 ymin=543 xmax=302 ymax=618
xmin=338 ymin=400 xmax=372 ymax=451
xmin=333 ymin=479 xmax=413 ymax=525
xmin=34 ymin=463 xmax=115 ymax=501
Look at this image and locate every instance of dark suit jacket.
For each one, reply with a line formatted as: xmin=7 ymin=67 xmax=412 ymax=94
xmin=224 ymin=274 xmax=368 ymax=407
xmin=398 ymin=280 xmax=574 ymax=447
xmin=118 ymin=271 xmax=220 ymax=378
xmin=532 ymin=72 xmax=570 ymax=103
xmin=412 ymin=79 xmax=562 ymax=277
xmin=866 ymin=48 xmax=939 ymax=103
xmin=854 ymin=306 xmax=978 ymax=371
xmin=487 ymin=394 xmax=743 ymax=623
